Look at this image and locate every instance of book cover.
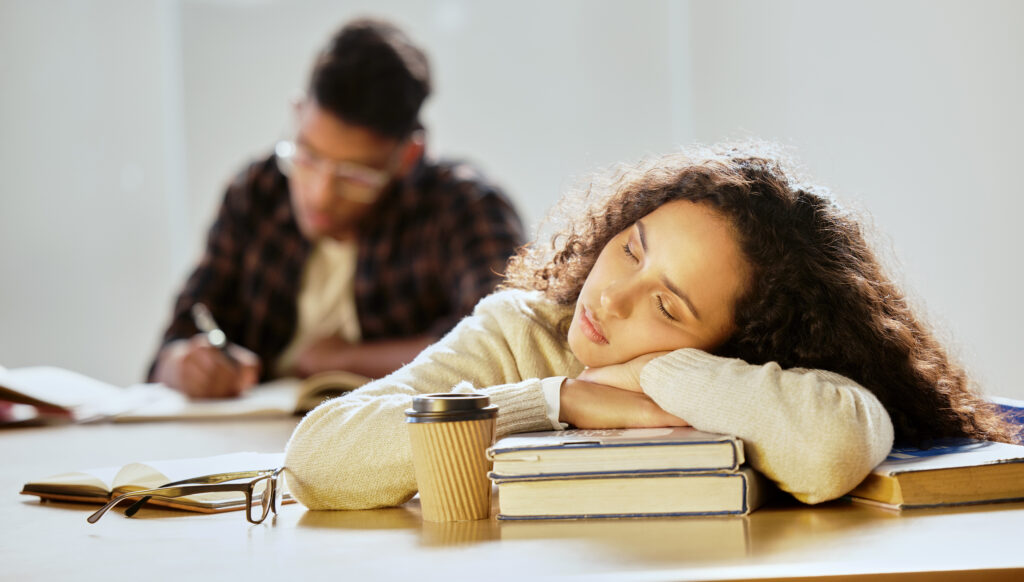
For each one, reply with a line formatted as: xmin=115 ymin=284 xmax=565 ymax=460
xmin=493 ymin=466 xmax=766 ymax=520
xmin=991 ymin=395 xmax=1024 ymax=427
xmin=847 ymin=438 xmax=1024 ymax=509
xmin=488 ymin=427 xmax=743 ymax=479
xmin=20 ymin=451 xmax=287 ymax=513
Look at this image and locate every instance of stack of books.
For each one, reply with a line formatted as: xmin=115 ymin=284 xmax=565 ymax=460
xmin=487 ymin=427 xmax=766 ymax=520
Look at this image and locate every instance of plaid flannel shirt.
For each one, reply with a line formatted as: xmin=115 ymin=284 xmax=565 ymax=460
xmin=149 ymin=152 xmax=524 ymax=380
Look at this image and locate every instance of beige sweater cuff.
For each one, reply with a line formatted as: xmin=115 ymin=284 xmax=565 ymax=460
xmin=639 ymin=348 xmax=727 ymax=415
xmin=462 ymin=379 xmax=554 ymax=438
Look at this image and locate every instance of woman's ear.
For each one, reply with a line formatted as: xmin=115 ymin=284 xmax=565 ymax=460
xmin=395 ymin=131 xmax=426 ymax=177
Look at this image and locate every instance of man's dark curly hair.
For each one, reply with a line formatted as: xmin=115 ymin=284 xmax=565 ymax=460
xmin=505 ymin=142 xmax=1020 ymax=446
xmin=309 ymin=18 xmax=430 ymax=138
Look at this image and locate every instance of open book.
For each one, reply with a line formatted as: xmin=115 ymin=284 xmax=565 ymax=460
xmin=116 ymin=370 xmax=370 ymax=421
xmin=0 ymin=365 xmax=369 ymax=424
xmin=20 ymin=451 xmax=287 ymax=513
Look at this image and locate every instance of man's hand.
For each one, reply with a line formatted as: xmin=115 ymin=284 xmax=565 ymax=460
xmin=575 ymin=351 xmax=670 ymax=393
xmin=152 ymin=336 xmax=260 ymax=399
xmin=559 ymin=377 xmax=689 ymax=429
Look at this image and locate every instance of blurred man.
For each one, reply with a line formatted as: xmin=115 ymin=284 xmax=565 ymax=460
xmin=150 ymin=19 xmax=524 ymax=398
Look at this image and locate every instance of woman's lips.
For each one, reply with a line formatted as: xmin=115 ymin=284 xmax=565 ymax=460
xmin=579 ymin=306 xmax=608 ymax=344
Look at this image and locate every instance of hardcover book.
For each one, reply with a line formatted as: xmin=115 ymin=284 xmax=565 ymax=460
xmin=487 ymin=427 xmax=744 ymax=478
xmin=847 ymin=438 xmax=1024 ymax=509
xmin=493 ymin=466 xmax=766 ymax=520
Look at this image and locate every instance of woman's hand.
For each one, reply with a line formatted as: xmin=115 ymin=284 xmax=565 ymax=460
xmin=559 ymin=376 xmax=689 ymax=429
xmin=576 ymin=351 xmax=670 ymax=392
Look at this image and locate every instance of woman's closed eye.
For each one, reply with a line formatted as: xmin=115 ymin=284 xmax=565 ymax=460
xmin=622 ymin=243 xmax=639 ymax=263
xmin=656 ymin=296 xmax=677 ymax=321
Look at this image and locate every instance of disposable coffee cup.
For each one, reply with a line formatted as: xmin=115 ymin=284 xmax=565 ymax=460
xmin=406 ymin=393 xmax=498 ymax=522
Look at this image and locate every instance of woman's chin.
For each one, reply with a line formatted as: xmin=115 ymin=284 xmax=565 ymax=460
xmin=566 ymin=328 xmax=593 ymax=367
xmin=568 ymin=337 xmax=615 ymax=370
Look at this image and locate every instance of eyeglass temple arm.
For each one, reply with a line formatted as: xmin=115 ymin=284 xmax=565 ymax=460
xmin=122 ymin=469 xmax=280 ymax=517
xmin=124 ymin=495 xmax=153 ymax=518
xmin=86 ymin=483 xmax=247 ymax=524
xmin=158 ymin=469 xmax=275 ymax=487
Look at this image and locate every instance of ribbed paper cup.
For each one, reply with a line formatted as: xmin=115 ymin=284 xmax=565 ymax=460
xmin=406 ymin=394 xmax=497 ymax=522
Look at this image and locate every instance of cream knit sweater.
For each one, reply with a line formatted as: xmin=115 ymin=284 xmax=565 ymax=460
xmin=284 ymin=289 xmax=894 ymax=509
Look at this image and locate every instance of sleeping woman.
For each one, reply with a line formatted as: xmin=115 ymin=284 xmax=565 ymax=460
xmin=283 ymin=142 xmax=1019 ymax=509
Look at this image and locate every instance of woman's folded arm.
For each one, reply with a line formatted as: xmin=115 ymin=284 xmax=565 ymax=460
xmin=640 ymin=348 xmax=894 ymax=504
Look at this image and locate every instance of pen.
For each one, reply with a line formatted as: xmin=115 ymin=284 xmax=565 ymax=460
xmin=191 ymin=303 xmax=239 ymax=366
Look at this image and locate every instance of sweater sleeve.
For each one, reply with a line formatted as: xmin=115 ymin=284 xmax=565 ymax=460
xmin=283 ymin=292 xmax=574 ymax=510
xmin=639 ymin=349 xmax=894 ymax=504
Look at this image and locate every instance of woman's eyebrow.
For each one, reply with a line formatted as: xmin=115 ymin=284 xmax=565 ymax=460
xmin=661 ymin=274 xmax=701 ymax=321
xmin=637 ymin=219 xmax=702 ymax=321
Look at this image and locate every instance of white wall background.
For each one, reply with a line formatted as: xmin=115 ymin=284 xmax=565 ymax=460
xmin=2 ymin=0 xmax=1022 ymax=399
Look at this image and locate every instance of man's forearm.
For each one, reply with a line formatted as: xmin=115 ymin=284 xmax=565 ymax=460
xmin=296 ymin=335 xmax=436 ymax=380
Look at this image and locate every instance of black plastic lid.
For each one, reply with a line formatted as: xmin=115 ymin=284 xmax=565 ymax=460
xmin=405 ymin=393 xmax=498 ymax=423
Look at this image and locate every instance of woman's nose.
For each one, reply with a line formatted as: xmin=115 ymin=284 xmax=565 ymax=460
xmin=600 ymin=279 xmax=633 ymax=319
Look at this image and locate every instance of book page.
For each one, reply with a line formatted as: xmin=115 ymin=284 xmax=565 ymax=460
xmin=21 ymin=465 xmax=121 ymax=499
xmin=111 ymin=452 xmax=286 ymax=508
xmin=0 ymin=367 xmax=181 ymax=422
xmin=114 ymin=451 xmax=285 ymax=486
xmin=115 ymin=380 xmax=301 ymax=421
xmin=295 ymin=370 xmax=369 ymax=412
xmin=0 ymin=366 xmax=121 ymax=410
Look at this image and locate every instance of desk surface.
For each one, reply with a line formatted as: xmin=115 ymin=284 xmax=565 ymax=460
xmin=3 ymin=419 xmax=1023 ymax=582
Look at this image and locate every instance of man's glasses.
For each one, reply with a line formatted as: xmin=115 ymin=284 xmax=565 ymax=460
xmin=86 ymin=468 xmax=287 ymax=525
xmin=275 ymin=140 xmax=393 ymax=204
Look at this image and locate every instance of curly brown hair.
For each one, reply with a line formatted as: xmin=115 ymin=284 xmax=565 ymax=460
xmin=505 ymin=142 xmax=1020 ymax=446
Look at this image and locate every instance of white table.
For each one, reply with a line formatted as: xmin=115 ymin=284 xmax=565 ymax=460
xmin=3 ymin=419 xmax=1023 ymax=581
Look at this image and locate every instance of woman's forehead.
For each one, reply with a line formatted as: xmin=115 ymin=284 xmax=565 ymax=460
xmin=639 ymin=201 xmax=750 ymax=304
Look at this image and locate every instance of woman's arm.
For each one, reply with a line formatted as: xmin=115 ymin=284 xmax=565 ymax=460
xmin=283 ymin=291 xmax=581 ymax=510
xmin=639 ymin=349 xmax=894 ymax=504
xmin=558 ymin=378 xmax=689 ymax=428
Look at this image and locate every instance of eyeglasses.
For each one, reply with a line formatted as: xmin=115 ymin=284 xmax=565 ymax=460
xmin=275 ymin=140 xmax=393 ymax=204
xmin=86 ymin=468 xmax=287 ymax=525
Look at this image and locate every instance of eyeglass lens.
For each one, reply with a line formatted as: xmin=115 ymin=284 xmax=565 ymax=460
xmin=273 ymin=471 xmax=287 ymax=513
xmin=276 ymin=141 xmax=389 ymax=204
xmin=249 ymin=475 xmax=273 ymax=524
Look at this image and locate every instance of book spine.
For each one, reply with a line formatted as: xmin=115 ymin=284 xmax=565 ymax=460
xmin=490 ymin=467 xmax=741 ymax=480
